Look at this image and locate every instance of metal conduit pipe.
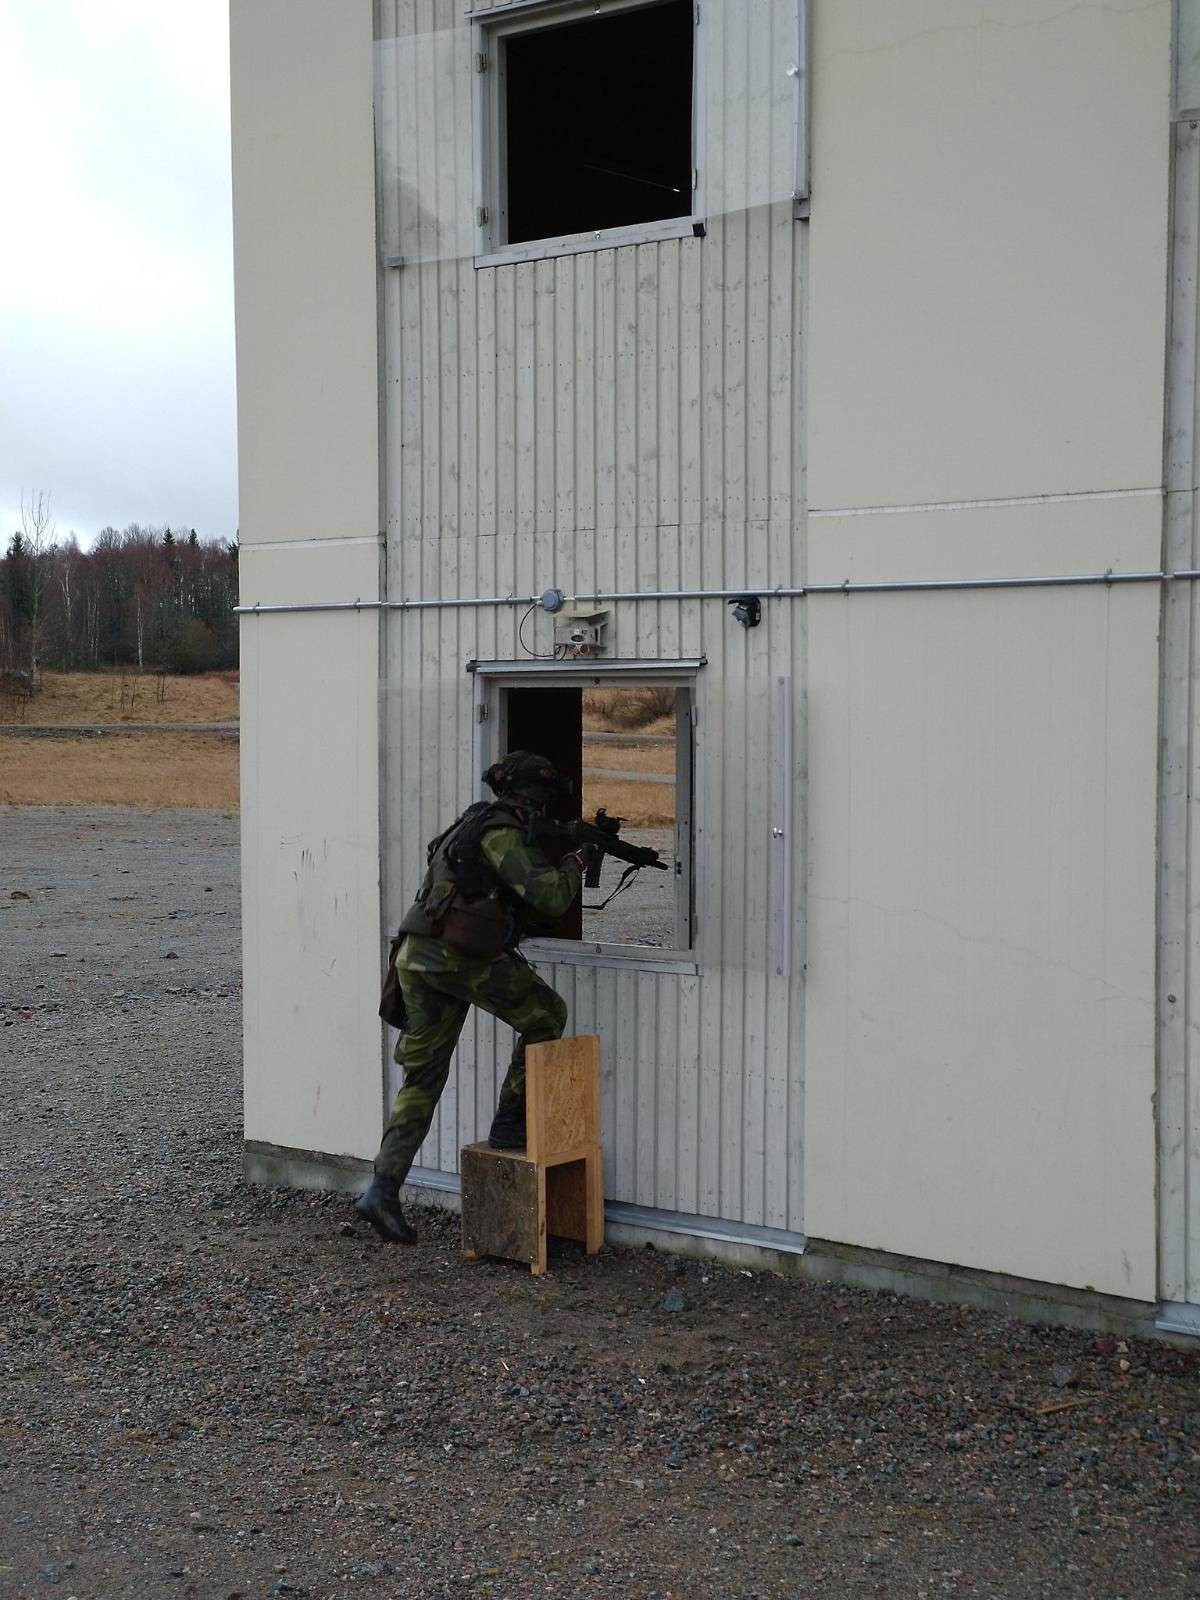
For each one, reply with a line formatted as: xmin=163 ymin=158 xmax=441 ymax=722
xmin=577 ymin=568 xmax=1168 ymax=602
xmin=233 ymin=594 xmax=538 ymax=615
xmin=233 ymin=567 xmax=1179 ymax=616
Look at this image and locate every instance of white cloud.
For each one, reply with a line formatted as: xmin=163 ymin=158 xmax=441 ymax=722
xmin=0 ymin=1 xmax=236 ymax=547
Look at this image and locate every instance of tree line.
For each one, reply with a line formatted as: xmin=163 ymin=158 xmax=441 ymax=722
xmin=1 ymin=495 xmax=239 ymax=686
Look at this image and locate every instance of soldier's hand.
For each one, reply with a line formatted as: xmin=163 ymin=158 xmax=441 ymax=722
xmin=564 ymin=842 xmax=598 ymax=873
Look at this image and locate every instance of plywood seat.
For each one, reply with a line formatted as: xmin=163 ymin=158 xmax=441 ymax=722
xmin=460 ymin=1034 xmax=603 ymax=1275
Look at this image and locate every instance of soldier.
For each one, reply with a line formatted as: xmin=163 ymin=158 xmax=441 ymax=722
xmin=355 ymin=751 xmax=593 ymax=1244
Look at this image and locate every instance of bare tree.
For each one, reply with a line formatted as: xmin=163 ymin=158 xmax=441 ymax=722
xmin=56 ymin=539 xmax=80 ymax=670
xmin=18 ymin=491 xmax=57 ymax=689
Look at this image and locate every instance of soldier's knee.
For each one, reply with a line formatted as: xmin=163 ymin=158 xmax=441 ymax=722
xmin=519 ymin=996 xmax=568 ymax=1046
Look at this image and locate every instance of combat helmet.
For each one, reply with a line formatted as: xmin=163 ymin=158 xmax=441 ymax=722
xmin=484 ymin=750 xmax=572 ymax=806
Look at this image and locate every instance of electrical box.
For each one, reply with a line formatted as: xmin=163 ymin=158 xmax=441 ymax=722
xmin=554 ymin=609 xmax=609 ymax=658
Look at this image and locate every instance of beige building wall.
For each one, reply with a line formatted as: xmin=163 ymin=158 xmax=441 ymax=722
xmin=231 ymin=0 xmax=384 ymax=1162
xmin=804 ymin=0 xmax=1170 ymax=1298
xmin=229 ymin=0 xmax=1175 ymax=1306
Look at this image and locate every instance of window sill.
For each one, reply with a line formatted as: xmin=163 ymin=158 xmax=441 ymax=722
xmin=523 ymin=937 xmax=698 ymax=976
xmin=476 ymin=216 xmax=704 ymax=269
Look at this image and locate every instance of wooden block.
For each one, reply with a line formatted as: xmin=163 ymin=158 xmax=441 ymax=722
xmin=460 ymin=1143 xmax=541 ymax=1269
xmin=586 ymin=1147 xmax=605 ymax=1255
xmin=546 ymin=1158 xmax=587 ymax=1242
xmin=534 ymin=1170 xmax=547 ymax=1275
xmin=525 ymin=1034 xmax=601 ymax=1164
xmin=460 ymin=1036 xmax=604 ymax=1274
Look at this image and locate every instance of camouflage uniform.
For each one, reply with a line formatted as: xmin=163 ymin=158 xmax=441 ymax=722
xmin=373 ymin=821 xmax=581 ymax=1186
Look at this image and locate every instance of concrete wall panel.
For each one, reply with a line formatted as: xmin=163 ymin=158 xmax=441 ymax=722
xmin=807 ymin=0 xmax=1171 ymax=512
xmin=231 ymin=0 xmax=383 ymax=1161
xmin=1159 ymin=119 xmax=1200 ymax=1311
xmin=230 ymin=0 xmax=380 ymax=544
xmin=240 ymin=546 xmax=383 ymax=1158
xmin=805 ymin=501 xmax=1160 ymax=1298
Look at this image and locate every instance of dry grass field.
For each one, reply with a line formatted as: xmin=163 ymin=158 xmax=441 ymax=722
xmin=582 ymin=685 xmax=674 ymax=739
xmin=584 ymin=739 xmax=674 ymax=775
xmin=0 ymin=673 xmax=673 ymax=820
xmin=585 ymin=681 xmax=672 ymax=732
xmin=0 ymin=672 xmax=240 ymax=809
xmin=0 ymin=669 xmax=239 ymax=726
xmin=581 ymin=686 xmax=676 ymax=827
xmin=0 ymin=733 xmax=239 ymax=810
xmin=580 ymin=775 xmax=674 ymax=827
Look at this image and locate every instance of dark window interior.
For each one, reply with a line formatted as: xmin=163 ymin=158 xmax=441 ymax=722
xmin=507 ymin=686 xmax=584 ymax=939
xmin=503 ymin=0 xmax=694 ymax=246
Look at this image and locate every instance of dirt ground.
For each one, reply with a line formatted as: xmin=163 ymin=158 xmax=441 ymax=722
xmin=2 ymin=807 xmax=1199 ymax=1600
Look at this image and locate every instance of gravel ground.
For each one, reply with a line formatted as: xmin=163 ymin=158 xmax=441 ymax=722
xmin=2 ymin=806 xmax=1199 ymax=1600
xmin=581 ymin=828 xmax=675 ymax=949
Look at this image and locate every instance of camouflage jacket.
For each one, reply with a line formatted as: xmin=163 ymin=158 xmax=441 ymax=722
xmin=398 ymin=804 xmax=582 ymax=973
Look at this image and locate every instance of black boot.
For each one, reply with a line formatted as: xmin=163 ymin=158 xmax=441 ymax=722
xmin=488 ymin=1101 xmax=526 ymax=1150
xmin=354 ymin=1175 xmax=417 ymax=1244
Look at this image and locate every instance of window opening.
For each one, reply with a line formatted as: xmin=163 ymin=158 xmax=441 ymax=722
xmin=507 ymin=684 xmax=583 ymax=940
xmin=499 ymin=0 xmax=695 ymax=247
xmin=499 ymin=681 xmax=691 ymax=952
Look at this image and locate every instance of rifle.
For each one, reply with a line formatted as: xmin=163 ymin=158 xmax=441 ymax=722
xmin=528 ymin=807 xmax=669 ymax=906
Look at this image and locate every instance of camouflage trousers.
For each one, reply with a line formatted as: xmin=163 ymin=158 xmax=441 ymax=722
xmin=374 ymin=943 xmax=568 ymax=1186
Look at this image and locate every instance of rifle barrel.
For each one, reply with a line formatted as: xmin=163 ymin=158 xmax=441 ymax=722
xmin=526 ymin=813 xmax=669 ymax=871
xmin=574 ymin=818 xmax=668 ymax=870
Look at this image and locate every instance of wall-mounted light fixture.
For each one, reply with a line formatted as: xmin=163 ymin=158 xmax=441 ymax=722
xmin=729 ymin=595 xmax=762 ymax=628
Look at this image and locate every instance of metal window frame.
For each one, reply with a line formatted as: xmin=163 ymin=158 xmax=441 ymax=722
xmin=469 ymin=658 xmax=701 ymax=966
xmin=472 ymin=0 xmax=705 ymax=264
xmin=1175 ymin=0 xmax=1200 ymax=122
xmin=792 ymin=0 xmax=810 ymax=216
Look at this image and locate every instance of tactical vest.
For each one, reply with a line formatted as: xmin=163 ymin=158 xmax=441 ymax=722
xmin=397 ymin=799 xmax=523 ymax=943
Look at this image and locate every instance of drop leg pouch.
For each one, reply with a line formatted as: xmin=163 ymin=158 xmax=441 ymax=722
xmin=378 ymin=935 xmax=409 ymax=1029
xmin=440 ymin=893 xmax=507 ymax=959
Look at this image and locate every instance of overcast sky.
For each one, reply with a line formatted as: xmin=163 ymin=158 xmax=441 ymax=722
xmin=0 ymin=1 xmax=236 ymax=550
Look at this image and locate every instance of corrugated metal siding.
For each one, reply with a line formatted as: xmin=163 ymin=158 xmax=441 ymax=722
xmin=1160 ymin=118 xmax=1200 ymax=1309
xmin=377 ymin=0 xmax=806 ymax=1232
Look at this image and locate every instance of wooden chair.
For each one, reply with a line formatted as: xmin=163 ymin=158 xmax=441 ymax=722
xmin=460 ymin=1034 xmax=603 ymax=1275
